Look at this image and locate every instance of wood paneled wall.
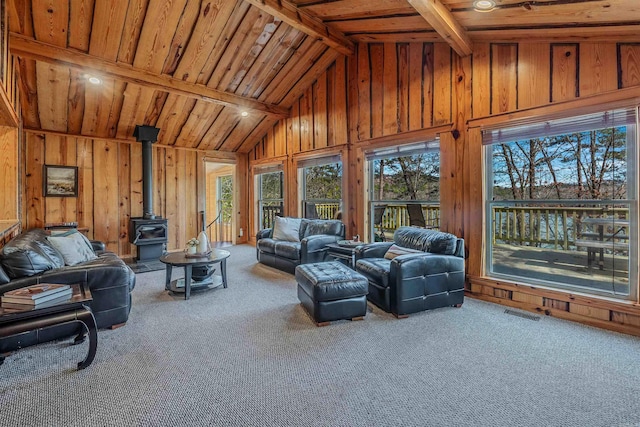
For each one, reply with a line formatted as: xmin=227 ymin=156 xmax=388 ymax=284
xmin=22 ymin=131 xmax=205 ymax=255
xmin=248 ymin=41 xmax=640 ymax=336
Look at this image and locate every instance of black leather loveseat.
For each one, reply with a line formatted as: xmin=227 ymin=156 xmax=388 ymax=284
xmin=256 ymin=218 xmax=345 ymax=274
xmin=355 ymin=226 xmax=465 ymax=317
xmin=0 ymin=229 xmax=136 ymax=352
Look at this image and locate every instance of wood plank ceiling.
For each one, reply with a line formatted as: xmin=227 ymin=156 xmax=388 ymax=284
xmin=8 ymin=0 xmax=640 ymax=153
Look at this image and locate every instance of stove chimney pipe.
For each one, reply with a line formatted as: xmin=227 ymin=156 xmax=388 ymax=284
xmin=133 ymin=125 xmax=160 ymax=219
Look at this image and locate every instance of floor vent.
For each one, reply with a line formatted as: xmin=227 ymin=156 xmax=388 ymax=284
xmin=504 ymin=309 xmax=540 ymax=321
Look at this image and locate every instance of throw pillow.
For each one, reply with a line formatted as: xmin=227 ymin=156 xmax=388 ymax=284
xmin=384 ymin=244 xmax=423 ymax=260
xmin=46 ymin=230 xmax=98 ymax=266
xmin=272 ymin=217 xmax=302 ymax=242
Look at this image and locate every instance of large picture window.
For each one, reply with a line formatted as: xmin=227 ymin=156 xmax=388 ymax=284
xmin=366 ymin=141 xmax=440 ymax=241
xmin=484 ymin=108 xmax=638 ymax=299
xmin=298 ymin=155 xmax=342 ymax=220
xmin=255 ymin=165 xmax=284 ymax=231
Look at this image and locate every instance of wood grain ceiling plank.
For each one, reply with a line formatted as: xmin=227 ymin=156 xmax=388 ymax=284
xmin=217 ymin=113 xmax=263 ymax=152
xmin=133 ymin=0 xmax=188 ymax=72
xmin=8 ymin=0 xmax=34 ymax=35
xmin=67 ymin=68 xmax=86 ymax=134
xmin=406 ymin=0 xmax=472 ymax=57
xmin=235 ymin=116 xmax=275 ymax=153
xmin=257 ymin=37 xmax=326 ymax=104
xmin=170 ymin=0 xmax=237 ymax=81
xmin=244 ymin=0 xmax=354 ymax=56
xmin=196 ymin=1 xmax=251 ymax=85
xmin=174 ymin=101 xmax=224 ymax=148
xmin=277 ymin=47 xmax=340 ymax=106
xmin=351 ymin=32 xmax=442 ymax=43
xmin=10 ymin=35 xmax=291 ymax=118
xmin=247 ymin=30 xmax=307 ymax=99
xmin=31 ymin=0 xmax=68 ymax=46
xmin=454 ymin=0 xmax=640 ymax=28
xmin=35 ymin=62 xmax=69 ymax=131
xmin=88 ymin=0 xmax=128 ymax=60
xmin=81 ymin=78 xmax=126 ymax=136
xmin=230 ymin=24 xmax=296 ymax=96
xmin=117 ymin=0 xmax=149 ymax=64
xmin=155 ymin=94 xmax=197 ymax=145
xmin=199 ymin=108 xmax=241 ymax=150
xmin=161 ymin=0 xmax=201 ymax=75
xmin=16 ymin=58 xmax=40 ymax=128
xmin=68 ymin=0 xmax=94 ymax=52
xmin=328 ymin=15 xmax=430 ymax=34
xmin=207 ymin=10 xmax=279 ymax=91
xmin=301 ymin=0 xmax=415 ymax=21
xmin=115 ymin=85 xmax=157 ymax=138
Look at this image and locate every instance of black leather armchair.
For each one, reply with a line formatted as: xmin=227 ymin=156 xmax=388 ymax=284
xmin=0 ymin=229 xmax=135 ymax=352
xmin=355 ymin=226 xmax=465 ymax=317
xmin=256 ymin=219 xmax=345 ymax=274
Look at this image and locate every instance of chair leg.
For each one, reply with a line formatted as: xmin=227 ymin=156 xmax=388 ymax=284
xmin=454 ymin=304 xmax=463 ymax=308
xmin=394 ymin=314 xmax=409 ymax=319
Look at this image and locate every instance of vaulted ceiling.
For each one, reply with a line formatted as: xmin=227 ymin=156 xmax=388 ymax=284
xmin=8 ymin=0 xmax=640 ymax=153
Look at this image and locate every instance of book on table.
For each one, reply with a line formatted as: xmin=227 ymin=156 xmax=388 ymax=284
xmin=1 ymin=284 xmax=73 ymax=306
xmin=1 ymin=293 xmax=75 ymax=310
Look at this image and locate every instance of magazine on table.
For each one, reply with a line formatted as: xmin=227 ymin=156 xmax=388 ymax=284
xmin=1 ymin=293 xmax=74 ymax=311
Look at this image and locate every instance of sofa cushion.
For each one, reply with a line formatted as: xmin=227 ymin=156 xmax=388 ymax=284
xmin=274 ymin=241 xmax=301 ymax=261
xmin=393 ymin=227 xmax=458 ymax=255
xmin=384 ymin=244 xmax=423 ymax=260
xmin=272 ymin=217 xmax=301 ymax=242
xmin=355 ymin=258 xmax=391 ymax=288
xmin=256 ymin=238 xmax=277 ymax=254
xmin=0 ymin=229 xmax=65 ymax=279
xmin=46 ymin=231 xmax=98 ymax=266
xmin=300 ymin=219 xmax=343 ymax=239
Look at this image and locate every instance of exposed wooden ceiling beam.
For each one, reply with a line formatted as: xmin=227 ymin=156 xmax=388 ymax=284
xmin=9 ymin=33 xmax=291 ymax=120
xmin=405 ymin=0 xmax=472 ymax=57
xmin=243 ymin=0 xmax=355 ymax=56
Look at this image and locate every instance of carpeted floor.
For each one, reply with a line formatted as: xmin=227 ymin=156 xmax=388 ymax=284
xmin=1 ymin=244 xmax=640 ymax=427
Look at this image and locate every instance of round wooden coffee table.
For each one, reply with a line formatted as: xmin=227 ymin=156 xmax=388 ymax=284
xmin=159 ymin=249 xmax=230 ymax=300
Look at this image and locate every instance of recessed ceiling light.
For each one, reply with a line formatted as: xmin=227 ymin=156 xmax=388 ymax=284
xmin=240 ymin=111 xmax=249 ymax=117
xmin=87 ymin=76 xmax=102 ymax=85
xmin=473 ymin=0 xmax=496 ymax=12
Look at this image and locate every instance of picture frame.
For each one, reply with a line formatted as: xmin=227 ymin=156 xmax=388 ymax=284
xmin=43 ymin=165 xmax=78 ymax=197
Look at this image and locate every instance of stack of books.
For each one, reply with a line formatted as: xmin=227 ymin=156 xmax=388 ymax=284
xmin=1 ymin=284 xmax=73 ymax=310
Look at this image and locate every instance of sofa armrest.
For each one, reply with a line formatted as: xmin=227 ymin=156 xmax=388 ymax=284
xmin=257 ymin=228 xmax=272 ymax=240
xmin=301 ymin=234 xmax=341 ymax=264
xmin=391 ymin=253 xmax=465 ymax=286
xmin=355 ymin=242 xmax=393 ymax=260
xmin=90 ymin=240 xmax=106 ymax=252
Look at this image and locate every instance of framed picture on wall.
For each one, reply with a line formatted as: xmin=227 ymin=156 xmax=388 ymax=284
xmin=43 ymin=165 xmax=78 ymax=197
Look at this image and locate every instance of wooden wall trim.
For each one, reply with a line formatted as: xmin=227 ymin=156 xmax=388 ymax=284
xmin=468 ymin=85 xmax=640 ymax=129
xmin=467 ymin=275 xmax=640 ymax=337
xmin=353 ymin=123 xmax=453 ymax=151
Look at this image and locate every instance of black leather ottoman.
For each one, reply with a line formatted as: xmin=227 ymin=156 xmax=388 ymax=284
xmin=295 ymin=261 xmax=368 ymax=326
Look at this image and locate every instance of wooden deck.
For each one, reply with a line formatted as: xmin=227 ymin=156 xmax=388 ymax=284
xmin=492 ymin=243 xmax=630 ymax=296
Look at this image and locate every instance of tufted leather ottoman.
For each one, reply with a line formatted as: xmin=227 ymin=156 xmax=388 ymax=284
xmin=295 ymin=261 xmax=368 ymax=326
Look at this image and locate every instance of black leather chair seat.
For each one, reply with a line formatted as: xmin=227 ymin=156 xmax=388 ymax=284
xmin=295 ymin=262 xmax=368 ymax=325
xmin=274 ymin=241 xmax=301 ymax=261
xmin=354 ymin=258 xmax=391 ymax=288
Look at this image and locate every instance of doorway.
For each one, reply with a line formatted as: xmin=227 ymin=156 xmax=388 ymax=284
xmin=205 ymin=161 xmax=235 ymax=247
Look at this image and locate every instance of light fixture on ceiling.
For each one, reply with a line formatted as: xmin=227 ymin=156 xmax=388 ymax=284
xmin=240 ymin=111 xmax=249 ymax=117
xmin=473 ymin=0 xmax=496 ymax=12
xmin=87 ymin=75 xmax=102 ymax=85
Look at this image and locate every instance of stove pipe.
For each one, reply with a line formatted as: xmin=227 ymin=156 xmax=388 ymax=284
xmin=133 ymin=125 xmax=160 ymax=219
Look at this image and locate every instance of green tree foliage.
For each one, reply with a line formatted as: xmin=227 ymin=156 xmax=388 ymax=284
xmin=304 ymin=163 xmax=342 ymax=200
xmin=372 ymin=152 xmax=440 ymax=201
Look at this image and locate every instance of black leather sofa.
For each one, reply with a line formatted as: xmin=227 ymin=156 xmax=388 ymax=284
xmin=355 ymin=226 xmax=465 ymax=317
xmin=256 ymin=218 xmax=345 ymax=274
xmin=0 ymin=229 xmax=136 ymax=352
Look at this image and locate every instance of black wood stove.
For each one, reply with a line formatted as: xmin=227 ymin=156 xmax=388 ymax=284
xmin=128 ymin=125 xmax=168 ymax=261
